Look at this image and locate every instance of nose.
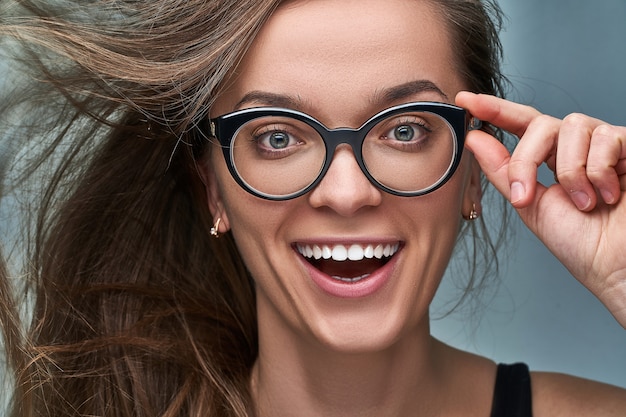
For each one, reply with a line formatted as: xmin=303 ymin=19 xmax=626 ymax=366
xmin=308 ymin=145 xmax=382 ymax=216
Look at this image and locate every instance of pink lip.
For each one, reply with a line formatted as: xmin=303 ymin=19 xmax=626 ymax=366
xmin=296 ymin=247 xmax=400 ymax=299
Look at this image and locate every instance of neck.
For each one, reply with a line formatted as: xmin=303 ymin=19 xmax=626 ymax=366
xmin=251 ymin=313 xmax=452 ymax=417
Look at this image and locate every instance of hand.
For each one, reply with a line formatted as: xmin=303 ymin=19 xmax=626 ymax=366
xmin=456 ymin=91 xmax=626 ymax=328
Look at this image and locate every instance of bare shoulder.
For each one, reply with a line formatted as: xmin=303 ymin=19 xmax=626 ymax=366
xmin=531 ymin=371 xmax=626 ymax=417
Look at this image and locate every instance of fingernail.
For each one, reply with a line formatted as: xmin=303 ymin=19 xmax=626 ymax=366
xmin=571 ymin=191 xmax=591 ymax=210
xmin=510 ymin=182 xmax=525 ymax=204
xmin=600 ymin=189 xmax=615 ymax=204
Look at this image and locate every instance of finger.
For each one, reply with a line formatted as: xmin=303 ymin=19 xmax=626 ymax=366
xmin=618 ymin=159 xmax=626 ymax=189
xmin=507 ymin=114 xmax=561 ymax=207
xmin=456 ymin=91 xmax=541 ymax=138
xmin=554 ymin=113 xmax=603 ymax=211
xmin=586 ymin=123 xmax=626 ymax=204
xmin=464 ymin=129 xmax=512 ymax=199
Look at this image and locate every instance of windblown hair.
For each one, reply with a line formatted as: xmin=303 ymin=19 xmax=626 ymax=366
xmin=0 ymin=0 xmax=507 ymax=416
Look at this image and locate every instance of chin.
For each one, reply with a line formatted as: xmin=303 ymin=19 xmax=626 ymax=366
xmin=304 ymin=304 xmax=429 ymax=355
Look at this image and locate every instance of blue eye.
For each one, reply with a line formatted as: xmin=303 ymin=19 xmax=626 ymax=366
xmin=393 ymin=125 xmax=415 ymax=142
xmin=268 ymin=131 xmax=290 ymax=149
xmin=384 ymin=120 xmax=429 ymax=144
xmin=253 ymin=129 xmax=298 ymax=150
xmin=373 ymin=115 xmax=435 ymax=154
xmin=252 ymin=128 xmax=304 ymax=160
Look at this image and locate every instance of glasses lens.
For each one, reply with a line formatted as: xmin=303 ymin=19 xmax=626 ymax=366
xmin=362 ymin=111 xmax=456 ymax=193
xmin=230 ymin=116 xmax=326 ymax=197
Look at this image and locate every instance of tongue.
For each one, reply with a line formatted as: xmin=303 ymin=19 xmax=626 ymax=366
xmin=312 ymin=258 xmax=384 ymax=279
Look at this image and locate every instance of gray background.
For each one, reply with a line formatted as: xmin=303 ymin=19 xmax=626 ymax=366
xmin=432 ymin=0 xmax=626 ymax=388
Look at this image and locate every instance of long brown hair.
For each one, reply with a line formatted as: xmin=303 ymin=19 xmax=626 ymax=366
xmin=0 ymin=1 xmax=506 ymax=416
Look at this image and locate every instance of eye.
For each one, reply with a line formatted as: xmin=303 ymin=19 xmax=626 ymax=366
xmin=264 ymin=131 xmax=292 ymax=149
xmin=247 ymin=123 xmax=310 ymax=160
xmin=391 ymin=124 xmax=417 ymax=142
xmin=385 ymin=120 xmax=430 ymax=143
xmin=235 ymin=116 xmax=323 ymax=163
xmin=253 ymin=126 xmax=301 ymax=151
xmin=376 ymin=116 xmax=433 ymax=153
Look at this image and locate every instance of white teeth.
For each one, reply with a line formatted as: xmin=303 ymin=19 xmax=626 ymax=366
xmin=297 ymin=243 xmax=399 ymax=261
xmin=374 ymin=244 xmax=384 ymax=259
xmin=347 ymin=244 xmax=364 ymax=261
xmin=331 ymin=245 xmax=348 ymax=261
xmin=332 ymin=273 xmax=371 ymax=283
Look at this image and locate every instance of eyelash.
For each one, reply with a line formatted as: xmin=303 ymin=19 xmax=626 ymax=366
xmin=379 ymin=117 xmax=432 ymax=149
xmin=250 ymin=124 xmax=302 ymax=157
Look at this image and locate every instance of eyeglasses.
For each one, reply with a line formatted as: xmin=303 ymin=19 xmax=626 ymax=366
xmin=207 ymin=102 xmax=480 ymax=200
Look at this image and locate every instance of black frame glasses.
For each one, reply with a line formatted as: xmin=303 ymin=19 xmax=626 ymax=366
xmin=206 ymin=102 xmax=479 ymax=200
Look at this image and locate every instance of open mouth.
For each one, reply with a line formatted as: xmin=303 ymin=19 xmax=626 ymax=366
xmin=295 ymin=242 xmax=401 ymax=283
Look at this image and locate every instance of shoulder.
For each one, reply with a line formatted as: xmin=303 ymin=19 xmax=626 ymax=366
xmin=531 ymin=371 xmax=626 ymax=417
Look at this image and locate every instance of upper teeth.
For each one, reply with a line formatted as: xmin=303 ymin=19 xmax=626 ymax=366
xmin=296 ymin=243 xmax=399 ymax=262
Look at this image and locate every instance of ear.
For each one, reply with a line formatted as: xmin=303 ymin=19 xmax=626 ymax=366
xmin=198 ymin=155 xmax=231 ymax=235
xmin=461 ymin=154 xmax=483 ymax=220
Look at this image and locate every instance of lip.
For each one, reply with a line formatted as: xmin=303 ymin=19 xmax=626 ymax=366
xmin=294 ymin=240 xmax=402 ymax=299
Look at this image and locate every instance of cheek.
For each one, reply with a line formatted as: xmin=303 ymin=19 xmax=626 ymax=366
xmin=419 ymin=168 xmax=468 ymax=226
xmin=211 ymin=156 xmax=292 ymax=264
xmin=208 ymin=156 xmax=315 ymax=329
xmin=399 ymin=184 xmax=466 ymax=297
xmin=406 ymin=170 xmax=468 ymax=273
xmin=209 ymin=147 xmax=269 ymax=233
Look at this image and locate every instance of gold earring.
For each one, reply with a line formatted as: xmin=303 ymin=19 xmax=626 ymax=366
xmin=468 ymin=203 xmax=479 ymax=220
xmin=210 ymin=217 xmax=222 ymax=238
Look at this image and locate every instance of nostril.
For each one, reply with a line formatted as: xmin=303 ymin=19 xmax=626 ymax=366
xmin=307 ymin=148 xmax=382 ymax=214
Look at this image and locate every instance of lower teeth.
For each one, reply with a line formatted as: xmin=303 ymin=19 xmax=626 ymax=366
xmin=331 ymin=273 xmax=371 ymax=283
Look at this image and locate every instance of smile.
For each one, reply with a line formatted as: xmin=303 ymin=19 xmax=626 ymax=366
xmin=295 ymin=242 xmax=401 ymax=283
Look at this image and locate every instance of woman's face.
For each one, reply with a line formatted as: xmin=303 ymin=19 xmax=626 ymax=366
xmin=204 ymin=0 xmax=480 ymax=352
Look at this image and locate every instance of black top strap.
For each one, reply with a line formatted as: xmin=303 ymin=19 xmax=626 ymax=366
xmin=490 ymin=363 xmax=533 ymax=417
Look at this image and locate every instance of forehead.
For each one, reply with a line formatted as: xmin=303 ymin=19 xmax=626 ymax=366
xmin=216 ymin=0 xmax=463 ymax=120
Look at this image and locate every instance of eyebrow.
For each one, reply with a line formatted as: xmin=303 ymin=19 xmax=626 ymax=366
xmin=233 ymin=79 xmax=448 ymax=112
xmin=234 ymin=91 xmax=304 ymax=111
xmin=378 ymin=80 xmax=449 ymax=103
